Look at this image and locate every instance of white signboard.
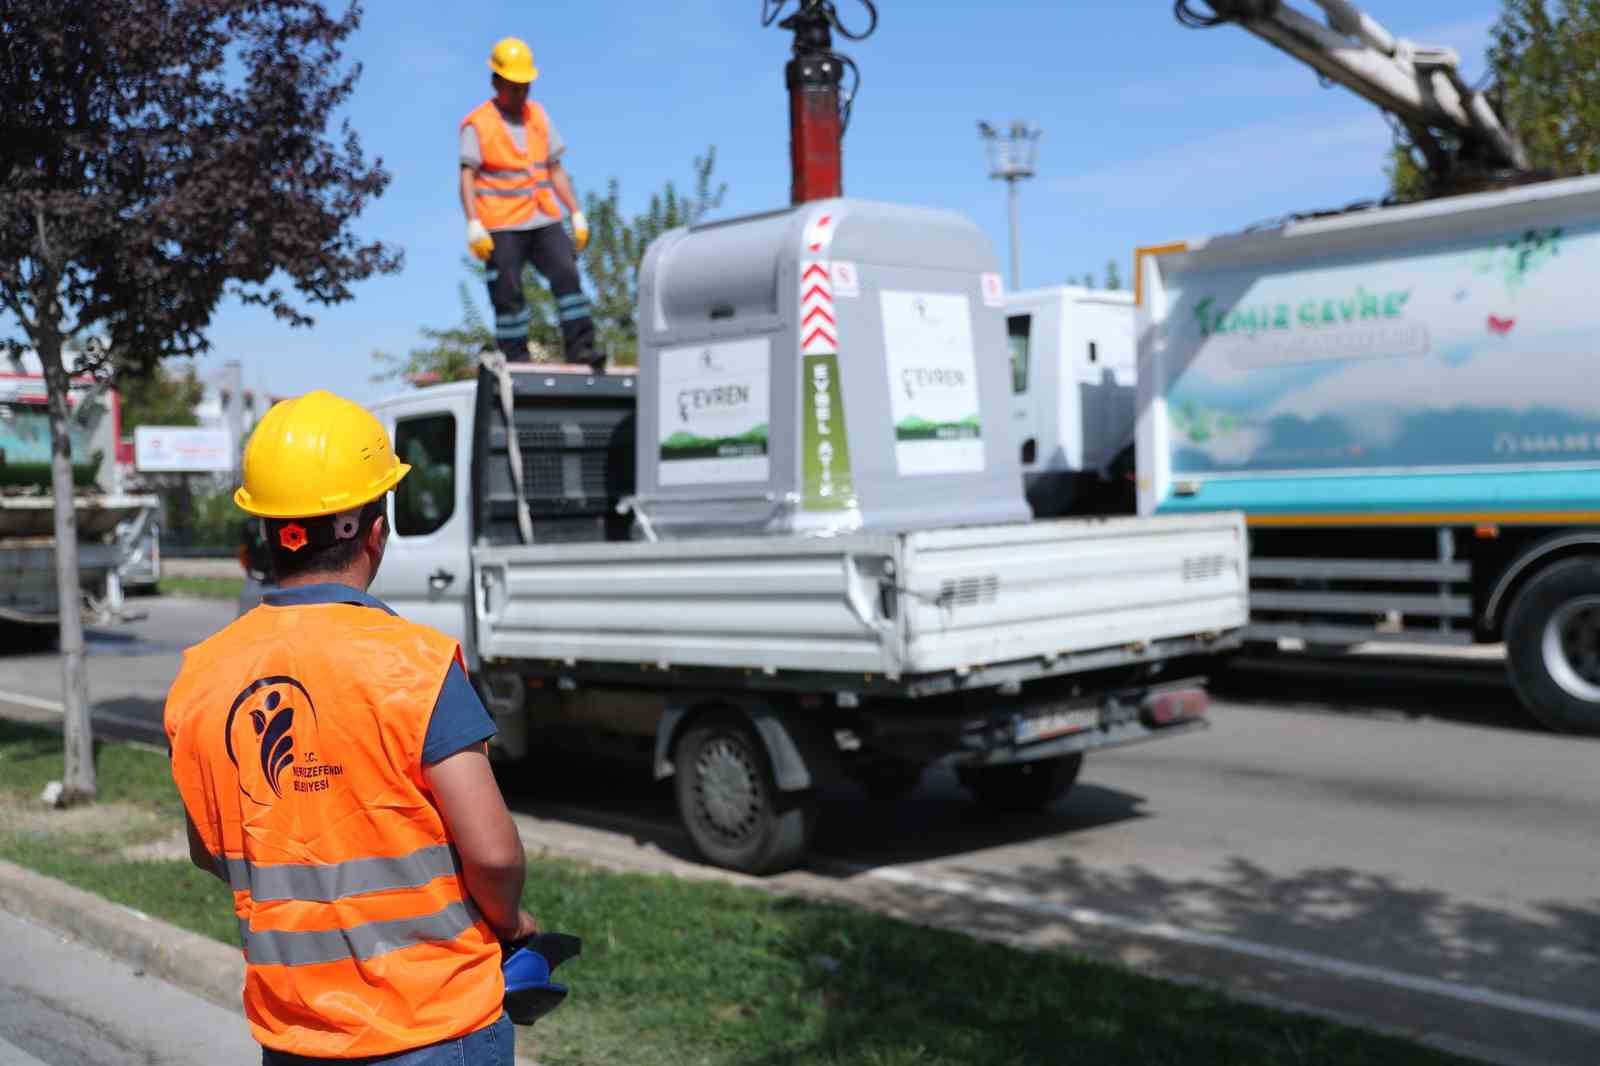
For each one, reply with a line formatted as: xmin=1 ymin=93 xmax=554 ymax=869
xmin=880 ymin=290 xmax=984 ymax=476
xmin=657 ymin=337 xmax=771 ymax=486
xmin=134 ymin=426 xmax=234 ymax=473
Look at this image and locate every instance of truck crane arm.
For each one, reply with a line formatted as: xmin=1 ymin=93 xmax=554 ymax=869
xmin=1177 ymin=0 xmax=1530 ymax=188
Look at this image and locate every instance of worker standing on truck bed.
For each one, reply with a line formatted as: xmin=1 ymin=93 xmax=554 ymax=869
xmin=164 ymin=391 xmax=538 ymax=1065
xmin=461 ymin=36 xmax=599 ymax=370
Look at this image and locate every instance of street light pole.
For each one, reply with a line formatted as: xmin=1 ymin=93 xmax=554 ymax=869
xmin=978 ymin=120 xmax=1042 ymax=291
xmin=1006 ymin=179 xmax=1021 ymax=293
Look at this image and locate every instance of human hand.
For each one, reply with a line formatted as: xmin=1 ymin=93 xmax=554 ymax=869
xmin=467 ymin=219 xmax=494 ymax=262
xmin=570 ymin=211 xmax=589 ymax=253
xmin=498 ymin=908 xmax=540 ymax=947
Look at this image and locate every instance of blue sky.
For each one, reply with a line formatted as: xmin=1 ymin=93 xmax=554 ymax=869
xmin=188 ymin=0 xmax=1500 ymax=404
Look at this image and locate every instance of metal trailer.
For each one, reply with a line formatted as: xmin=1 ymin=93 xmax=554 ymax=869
xmin=1136 ymin=172 xmax=1600 ymax=734
xmin=0 ymin=493 xmax=160 ymax=635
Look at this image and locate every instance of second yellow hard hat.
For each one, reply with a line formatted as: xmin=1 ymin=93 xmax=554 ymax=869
xmin=234 ymin=391 xmax=410 ymax=519
xmin=488 ymin=37 xmax=538 ymax=84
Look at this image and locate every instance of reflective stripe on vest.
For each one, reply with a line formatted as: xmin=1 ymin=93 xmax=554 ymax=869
xmin=238 ymin=900 xmax=483 ymax=968
xmin=463 ymin=100 xmax=561 ymax=229
xmin=216 ymin=842 xmax=460 ymax=902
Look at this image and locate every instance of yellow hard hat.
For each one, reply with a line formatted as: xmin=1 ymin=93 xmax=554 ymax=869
xmin=488 ymin=37 xmax=538 ymax=84
xmin=233 ymin=391 xmax=410 ymax=519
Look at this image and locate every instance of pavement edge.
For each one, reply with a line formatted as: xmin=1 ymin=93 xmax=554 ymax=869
xmin=0 ymin=858 xmax=539 ymax=1066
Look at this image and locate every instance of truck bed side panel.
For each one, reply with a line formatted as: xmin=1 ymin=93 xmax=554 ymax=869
xmin=473 ymin=535 xmax=901 ymax=675
xmin=898 ymin=514 xmax=1247 ymax=674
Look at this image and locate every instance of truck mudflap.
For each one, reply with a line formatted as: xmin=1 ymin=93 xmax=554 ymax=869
xmin=954 ymin=682 xmax=1208 ymax=767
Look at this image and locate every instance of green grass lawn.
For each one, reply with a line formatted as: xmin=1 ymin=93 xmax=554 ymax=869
xmin=0 ymin=719 xmax=1480 ymax=1066
xmin=158 ymin=575 xmax=244 ymax=601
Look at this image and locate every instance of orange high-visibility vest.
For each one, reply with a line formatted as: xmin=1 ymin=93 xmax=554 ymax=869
xmin=164 ymin=602 xmax=503 ymax=1059
xmin=462 ymin=99 xmax=561 ymax=230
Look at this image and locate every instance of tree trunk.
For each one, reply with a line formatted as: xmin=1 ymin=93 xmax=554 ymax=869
xmin=38 ymin=330 xmax=96 ymax=804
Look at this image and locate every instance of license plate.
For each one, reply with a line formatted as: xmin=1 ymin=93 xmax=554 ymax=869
xmin=1015 ymin=705 xmax=1099 ymax=744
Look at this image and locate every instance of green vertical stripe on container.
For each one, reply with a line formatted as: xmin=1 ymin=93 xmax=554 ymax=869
xmin=802 ymin=353 xmax=854 ymax=512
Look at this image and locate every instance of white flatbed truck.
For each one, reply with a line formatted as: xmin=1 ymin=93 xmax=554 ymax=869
xmin=363 ymin=199 xmax=1246 ymax=874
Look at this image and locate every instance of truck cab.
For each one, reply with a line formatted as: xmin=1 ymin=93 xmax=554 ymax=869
xmin=1004 ymin=287 xmax=1137 ymax=518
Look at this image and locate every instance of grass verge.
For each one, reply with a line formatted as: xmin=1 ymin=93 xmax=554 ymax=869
xmin=0 ymin=719 xmax=1479 ymax=1066
xmin=159 ymin=575 xmax=244 ymax=601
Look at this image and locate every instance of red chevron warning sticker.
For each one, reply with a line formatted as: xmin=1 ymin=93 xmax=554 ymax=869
xmin=800 ymin=258 xmax=836 ymax=355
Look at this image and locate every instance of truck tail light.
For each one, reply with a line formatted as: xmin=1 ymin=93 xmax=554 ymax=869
xmin=1142 ymin=686 xmax=1207 ymax=727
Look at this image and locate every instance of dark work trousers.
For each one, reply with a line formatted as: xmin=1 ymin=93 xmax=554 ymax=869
xmin=486 ymin=223 xmax=597 ymax=366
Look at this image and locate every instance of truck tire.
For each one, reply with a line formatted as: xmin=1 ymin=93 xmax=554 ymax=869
xmin=1505 ymin=557 xmax=1600 ymax=734
xmin=955 ymin=753 xmax=1083 ymax=814
xmin=673 ymin=711 xmax=816 ymax=875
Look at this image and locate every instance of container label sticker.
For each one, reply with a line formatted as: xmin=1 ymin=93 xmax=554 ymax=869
xmin=980 ymin=272 xmax=1004 ymax=307
xmin=832 ymin=260 xmax=860 ymax=299
xmin=880 ymin=290 xmax=985 ymax=475
xmin=657 ymin=337 xmax=770 ymax=486
xmin=802 ymin=353 xmax=855 ymax=511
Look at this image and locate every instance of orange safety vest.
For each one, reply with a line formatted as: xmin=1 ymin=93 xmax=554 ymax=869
xmin=164 ymin=601 xmax=503 ymax=1059
xmin=461 ymin=99 xmax=561 ymax=230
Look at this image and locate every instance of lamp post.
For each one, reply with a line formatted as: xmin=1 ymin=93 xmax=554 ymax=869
xmin=978 ymin=120 xmax=1042 ymax=291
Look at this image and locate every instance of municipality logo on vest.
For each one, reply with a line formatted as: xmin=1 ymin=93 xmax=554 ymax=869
xmin=224 ymin=676 xmax=343 ymax=804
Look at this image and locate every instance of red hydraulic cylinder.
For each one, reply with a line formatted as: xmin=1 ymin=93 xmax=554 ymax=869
xmin=787 ymin=52 xmax=843 ymax=203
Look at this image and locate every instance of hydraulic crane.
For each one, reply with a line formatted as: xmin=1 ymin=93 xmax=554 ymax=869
xmin=763 ymin=0 xmax=878 ymax=204
xmin=1176 ymin=0 xmax=1534 ymax=197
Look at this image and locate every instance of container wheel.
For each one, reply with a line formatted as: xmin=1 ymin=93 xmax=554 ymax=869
xmin=673 ymin=711 xmax=816 ymax=875
xmin=955 ymin=753 xmax=1083 ymax=814
xmin=1505 ymin=557 xmax=1600 ymax=734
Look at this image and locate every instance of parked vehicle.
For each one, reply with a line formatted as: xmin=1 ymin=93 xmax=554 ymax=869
xmin=1004 ymin=286 xmax=1137 ymax=518
xmin=0 ymin=374 xmax=156 ymax=640
xmin=356 ymin=200 xmax=1247 ymax=874
xmin=1136 ymin=173 xmax=1600 ymax=733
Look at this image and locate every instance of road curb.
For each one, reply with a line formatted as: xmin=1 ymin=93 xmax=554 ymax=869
xmin=0 ymin=857 xmax=245 ymax=1014
xmin=0 ymin=858 xmax=538 ymax=1065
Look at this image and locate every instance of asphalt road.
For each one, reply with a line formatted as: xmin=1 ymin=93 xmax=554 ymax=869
xmin=0 ymin=908 xmax=255 ymax=1066
xmin=2 ymin=598 xmax=1597 ymax=1064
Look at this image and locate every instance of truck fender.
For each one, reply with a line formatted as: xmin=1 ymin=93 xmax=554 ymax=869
xmin=1484 ymin=532 xmax=1600 ymax=636
xmin=653 ymin=699 xmax=818 ymax=793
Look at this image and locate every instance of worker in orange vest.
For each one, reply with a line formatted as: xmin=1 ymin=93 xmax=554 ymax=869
xmin=164 ymin=391 xmax=538 ymax=1065
xmin=461 ymin=36 xmax=599 ymax=370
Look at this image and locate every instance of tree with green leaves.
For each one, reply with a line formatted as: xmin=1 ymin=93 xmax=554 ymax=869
xmin=1104 ymin=259 xmax=1122 ymax=291
xmin=378 ymin=151 xmax=726 ymax=384
xmin=118 ymin=363 xmax=204 ymax=431
xmin=1388 ymin=0 xmax=1600 ymax=199
xmin=2 ymin=1 xmax=399 ymax=803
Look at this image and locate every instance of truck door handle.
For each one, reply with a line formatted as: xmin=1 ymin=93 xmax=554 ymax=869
xmin=428 ymin=569 xmax=456 ymax=592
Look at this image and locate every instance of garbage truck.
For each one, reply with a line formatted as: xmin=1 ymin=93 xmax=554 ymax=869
xmin=365 ymin=199 xmax=1247 ymax=874
xmin=1136 ymin=173 xmax=1600 ymax=734
xmin=1122 ymin=0 xmax=1600 ymax=734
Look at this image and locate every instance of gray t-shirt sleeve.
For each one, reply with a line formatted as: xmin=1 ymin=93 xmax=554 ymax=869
xmin=459 ymin=124 xmax=482 ymax=169
xmin=546 ymin=117 xmax=566 ymax=162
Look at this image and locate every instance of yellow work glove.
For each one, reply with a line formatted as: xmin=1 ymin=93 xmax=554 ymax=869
xmin=570 ymin=211 xmax=589 ymax=253
xmin=467 ymin=219 xmax=494 ymax=262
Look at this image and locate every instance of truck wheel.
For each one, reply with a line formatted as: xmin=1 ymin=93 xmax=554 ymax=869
xmin=1505 ymin=557 xmax=1600 ymax=734
xmin=673 ymin=712 xmax=816 ymax=875
xmin=955 ymin=753 xmax=1083 ymax=814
